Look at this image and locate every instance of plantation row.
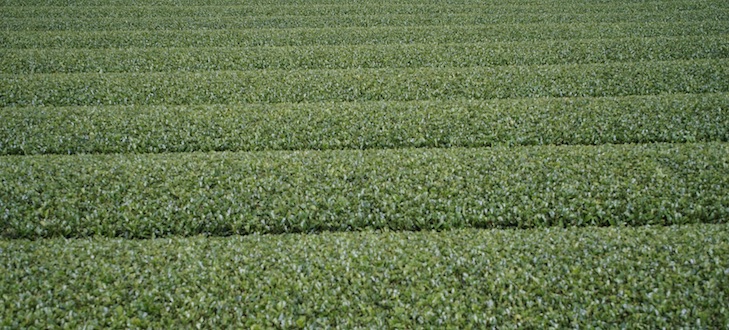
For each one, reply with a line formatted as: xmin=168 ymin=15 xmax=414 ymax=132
xmin=2 ymin=93 xmax=727 ymax=155
xmin=5 ymin=10 xmax=727 ymax=31
xmin=2 ymin=224 xmax=727 ymax=328
xmin=2 ymin=59 xmax=727 ymax=107
xmin=3 ymin=36 xmax=727 ymax=74
xmin=2 ymin=21 xmax=726 ymax=49
xmin=2 ymin=0 xmax=721 ymax=15
xmin=2 ymin=142 xmax=727 ymax=239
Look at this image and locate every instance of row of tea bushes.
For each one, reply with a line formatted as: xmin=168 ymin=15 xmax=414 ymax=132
xmin=3 ymin=35 xmax=727 ymax=74
xmin=4 ymin=9 xmax=726 ymax=30
xmin=2 ymin=224 xmax=727 ymax=328
xmin=2 ymin=21 xmax=726 ymax=49
xmin=2 ymin=0 xmax=721 ymax=17
xmin=2 ymin=142 xmax=727 ymax=239
xmin=2 ymin=59 xmax=727 ymax=107
xmin=2 ymin=93 xmax=727 ymax=155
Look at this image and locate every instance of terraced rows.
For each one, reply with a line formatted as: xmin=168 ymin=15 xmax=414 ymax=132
xmin=1 ymin=0 xmax=728 ymax=327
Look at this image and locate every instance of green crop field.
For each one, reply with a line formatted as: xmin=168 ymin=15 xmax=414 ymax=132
xmin=1 ymin=0 xmax=728 ymax=327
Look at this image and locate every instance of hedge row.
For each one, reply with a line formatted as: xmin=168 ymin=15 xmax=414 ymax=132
xmin=2 ymin=93 xmax=727 ymax=155
xmin=2 ymin=59 xmax=727 ymax=107
xmin=4 ymin=10 xmax=726 ymax=31
xmin=3 ymin=36 xmax=727 ymax=74
xmin=2 ymin=224 xmax=728 ymax=328
xmin=2 ymin=142 xmax=727 ymax=239
xmin=2 ymin=21 xmax=726 ymax=49
xmin=1 ymin=0 xmax=719 ymax=16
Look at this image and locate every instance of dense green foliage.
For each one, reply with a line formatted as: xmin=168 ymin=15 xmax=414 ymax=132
xmin=3 ymin=59 xmax=728 ymax=107
xmin=2 ymin=93 xmax=727 ymax=155
xmin=3 ymin=7 xmax=727 ymax=30
xmin=2 ymin=143 xmax=728 ymax=239
xmin=3 ymin=21 xmax=727 ymax=49
xmin=3 ymin=36 xmax=727 ymax=74
xmin=2 ymin=0 xmax=728 ymax=326
xmin=2 ymin=225 xmax=728 ymax=328
xmin=1 ymin=0 xmax=724 ymax=15
xmin=4 ymin=11 xmax=729 ymax=31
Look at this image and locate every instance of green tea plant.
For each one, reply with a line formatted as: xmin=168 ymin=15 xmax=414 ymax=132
xmin=2 ymin=59 xmax=727 ymax=107
xmin=1 ymin=224 xmax=727 ymax=328
xmin=2 ymin=35 xmax=727 ymax=74
xmin=1 ymin=93 xmax=727 ymax=155
xmin=2 ymin=0 xmax=728 ymax=325
xmin=2 ymin=143 xmax=727 ymax=238
xmin=3 ymin=8 xmax=726 ymax=31
xmin=2 ymin=21 xmax=727 ymax=48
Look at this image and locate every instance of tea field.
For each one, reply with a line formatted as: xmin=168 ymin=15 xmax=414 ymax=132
xmin=1 ymin=0 xmax=728 ymax=327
